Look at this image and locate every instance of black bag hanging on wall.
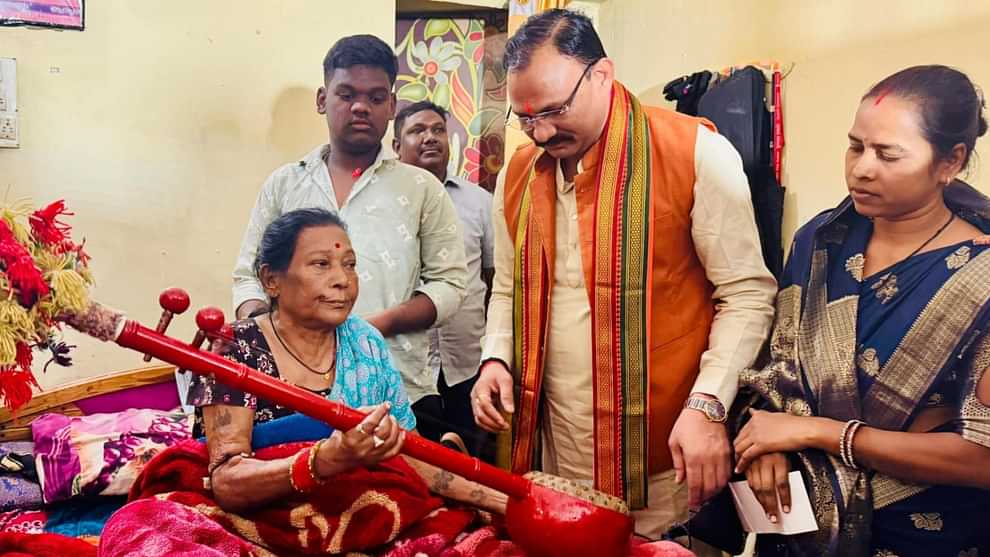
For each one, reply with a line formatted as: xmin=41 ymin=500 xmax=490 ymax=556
xmin=697 ymin=66 xmax=785 ymax=278
xmin=662 ymin=70 xmax=712 ymax=116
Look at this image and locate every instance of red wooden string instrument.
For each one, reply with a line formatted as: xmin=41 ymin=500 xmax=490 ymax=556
xmin=65 ymin=290 xmax=634 ymax=557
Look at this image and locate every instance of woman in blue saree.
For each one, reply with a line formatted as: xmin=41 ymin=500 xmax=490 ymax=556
xmin=732 ymin=65 xmax=990 ymax=556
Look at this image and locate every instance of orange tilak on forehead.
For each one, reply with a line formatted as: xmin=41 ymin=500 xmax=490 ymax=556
xmin=874 ymin=89 xmax=891 ymax=106
xmin=525 ymin=100 xmax=533 ymax=114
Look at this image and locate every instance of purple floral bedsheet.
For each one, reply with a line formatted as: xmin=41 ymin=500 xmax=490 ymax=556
xmin=32 ymin=408 xmax=192 ymax=503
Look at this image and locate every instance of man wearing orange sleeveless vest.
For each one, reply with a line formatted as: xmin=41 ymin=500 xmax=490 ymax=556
xmin=471 ymin=9 xmax=776 ymax=541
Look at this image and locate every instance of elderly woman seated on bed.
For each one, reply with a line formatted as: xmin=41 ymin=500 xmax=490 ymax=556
xmin=188 ymin=208 xmax=505 ymax=514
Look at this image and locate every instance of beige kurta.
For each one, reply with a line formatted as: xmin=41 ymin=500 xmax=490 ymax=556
xmin=539 ymin=160 xmax=595 ymax=482
xmin=538 ymin=162 xmax=689 ymax=540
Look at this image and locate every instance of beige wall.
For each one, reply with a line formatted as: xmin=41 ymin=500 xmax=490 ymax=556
xmin=1 ymin=1 xmax=395 ymax=388
xmin=598 ymin=0 xmax=768 ymax=107
xmin=596 ymin=0 xmax=990 ymax=248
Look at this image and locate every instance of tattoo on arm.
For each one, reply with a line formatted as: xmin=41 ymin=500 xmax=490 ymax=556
xmin=203 ymin=405 xmax=253 ymax=478
xmin=469 ymin=487 xmax=487 ymax=505
xmin=216 ymin=408 xmax=233 ymax=429
xmin=204 ymin=408 xmax=233 ymax=439
xmin=431 ymin=469 xmax=455 ymax=493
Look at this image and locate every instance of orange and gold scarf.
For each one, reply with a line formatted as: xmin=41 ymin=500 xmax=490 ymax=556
xmin=511 ymin=83 xmax=654 ymax=508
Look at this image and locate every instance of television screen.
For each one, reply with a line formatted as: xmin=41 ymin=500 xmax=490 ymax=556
xmin=0 ymin=0 xmax=84 ymax=30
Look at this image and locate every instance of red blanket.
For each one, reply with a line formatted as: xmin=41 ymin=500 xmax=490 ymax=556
xmin=0 ymin=532 xmax=97 ymax=557
xmin=103 ymin=440 xmax=447 ymax=556
xmin=100 ymin=441 xmax=694 ymax=557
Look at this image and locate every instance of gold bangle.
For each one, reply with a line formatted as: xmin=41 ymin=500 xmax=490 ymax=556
xmin=288 ymin=455 xmax=302 ymax=493
xmin=308 ymin=439 xmax=329 ymax=485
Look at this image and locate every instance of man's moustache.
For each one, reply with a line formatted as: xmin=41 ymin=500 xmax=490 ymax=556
xmin=536 ymin=136 xmax=570 ymax=149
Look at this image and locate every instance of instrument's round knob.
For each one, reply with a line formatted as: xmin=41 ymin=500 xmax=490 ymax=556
xmin=145 ymin=288 xmax=193 ymax=361
xmin=195 ymin=307 xmax=226 ymax=333
xmin=206 ymin=322 xmax=235 ymax=353
xmin=159 ymin=288 xmax=191 ymax=315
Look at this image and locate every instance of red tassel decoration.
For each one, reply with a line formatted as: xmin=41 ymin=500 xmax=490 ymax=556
xmin=29 ymin=199 xmax=74 ymax=246
xmin=0 ymin=369 xmax=39 ymax=412
xmin=14 ymin=342 xmax=32 ymax=370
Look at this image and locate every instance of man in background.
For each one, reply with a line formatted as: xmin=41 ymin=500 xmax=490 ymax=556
xmin=393 ymin=101 xmax=495 ymax=458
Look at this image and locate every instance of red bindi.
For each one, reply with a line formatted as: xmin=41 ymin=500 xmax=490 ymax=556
xmin=352 ymin=168 xmax=362 ymax=179
xmin=334 ymin=242 xmax=341 ymax=249
xmin=524 ymin=101 xmax=533 ymax=113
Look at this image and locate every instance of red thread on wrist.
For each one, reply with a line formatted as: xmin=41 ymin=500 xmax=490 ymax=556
xmin=479 ymin=358 xmax=507 ymax=373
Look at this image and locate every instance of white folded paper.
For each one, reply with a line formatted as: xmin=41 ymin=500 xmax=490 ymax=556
xmin=728 ymin=471 xmax=818 ymax=535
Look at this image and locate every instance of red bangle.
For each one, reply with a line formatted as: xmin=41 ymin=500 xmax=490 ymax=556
xmin=289 ymin=440 xmax=327 ymax=493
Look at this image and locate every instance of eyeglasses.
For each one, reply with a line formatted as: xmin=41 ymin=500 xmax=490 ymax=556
xmin=506 ymin=60 xmax=598 ymax=130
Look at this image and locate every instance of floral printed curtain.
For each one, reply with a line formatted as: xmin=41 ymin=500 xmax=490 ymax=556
xmin=395 ymin=15 xmax=508 ymax=192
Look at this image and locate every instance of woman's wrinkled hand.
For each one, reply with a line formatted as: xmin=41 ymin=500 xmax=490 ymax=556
xmin=734 ymin=409 xmax=816 ymax=474
xmin=743 ymin=452 xmax=791 ymax=524
xmin=314 ymin=403 xmax=406 ymax=477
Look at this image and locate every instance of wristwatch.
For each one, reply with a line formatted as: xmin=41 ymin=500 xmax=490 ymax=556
xmin=684 ymin=395 xmax=727 ymax=423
